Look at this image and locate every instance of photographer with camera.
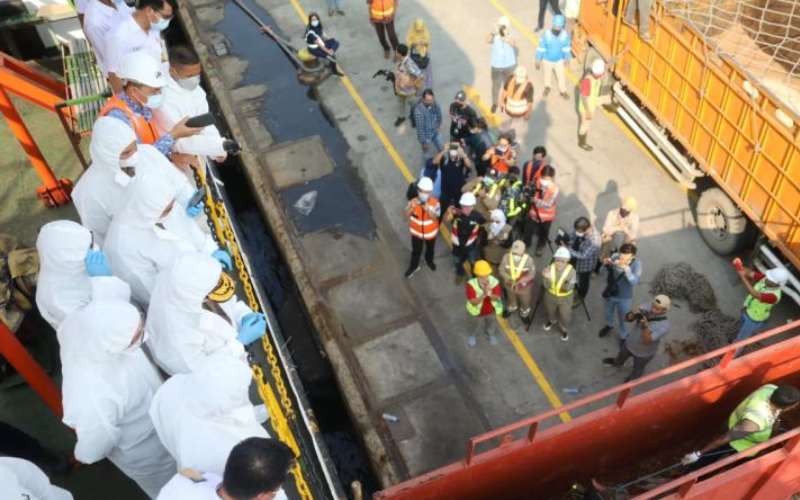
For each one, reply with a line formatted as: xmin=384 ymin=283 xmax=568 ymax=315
xmin=598 ymin=243 xmax=642 ymax=340
xmin=522 ymin=165 xmax=559 ymax=256
xmin=487 ymin=17 xmax=517 ymax=114
xmin=562 ymin=217 xmax=600 ymax=308
xmin=434 ymin=142 xmax=474 ymax=218
xmin=603 ymin=295 xmax=671 ymax=381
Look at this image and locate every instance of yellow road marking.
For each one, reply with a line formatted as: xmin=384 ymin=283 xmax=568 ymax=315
xmin=463 ymin=84 xmax=502 ymax=128
xmin=287 ymin=0 xmax=570 ymax=422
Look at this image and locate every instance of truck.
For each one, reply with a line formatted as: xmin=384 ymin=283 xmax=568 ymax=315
xmin=576 ymin=0 xmax=800 ymax=305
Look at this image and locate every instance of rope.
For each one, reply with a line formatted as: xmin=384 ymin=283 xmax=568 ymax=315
xmin=193 ymin=163 xmax=314 ymax=499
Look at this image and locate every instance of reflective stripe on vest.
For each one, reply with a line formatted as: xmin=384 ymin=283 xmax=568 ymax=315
xmin=100 ymin=95 xmax=158 ymax=144
xmin=529 ymin=184 xmax=558 ymax=222
xmin=744 ymin=279 xmax=781 ymax=322
xmin=729 ymin=384 xmax=778 ymax=452
xmin=409 ymin=198 xmax=440 ymax=240
xmin=369 ymin=0 xmax=395 ymax=21
xmin=452 ymin=217 xmax=479 ymax=247
xmin=465 ymin=276 xmax=503 ymax=316
xmin=504 ymin=79 xmax=530 ymax=116
xmin=578 ymin=75 xmax=602 ymax=114
xmin=547 ymin=263 xmax=573 ymax=297
xmin=508 ymin=254 xmax=529 ymax=281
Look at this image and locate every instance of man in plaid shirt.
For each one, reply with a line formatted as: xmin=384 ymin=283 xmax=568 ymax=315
xmin=413 ymin=89 xmax=444 ymax=159
xmin=565 ymin=216 xmax=600 ymax=307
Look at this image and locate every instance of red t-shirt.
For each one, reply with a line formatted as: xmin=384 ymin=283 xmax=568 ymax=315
xmin=752 ymin=272 xmax=779 ymax=304
xmin=465 ymin=281 xmax=503 ymax=316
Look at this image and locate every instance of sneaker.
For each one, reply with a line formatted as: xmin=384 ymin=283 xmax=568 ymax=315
xmin=602 ymin=357 xmax=617 ymax=367
xmin=404 ymin=266 xmax=420 ymax=278
xmin=560 ymin=92 xmax=570 ymax=100
xmin=598 ymin=326 xmax=612 ymax=338
xmin=394 ymin=117 xmax=406 ymax=127
xmin=488 ymin=333 xmax=498 ymax=345
xmin=507 ymin=305 xmax=519 ymax=313
xmin=520 ymin=308 xmax=531 ymax=319
xmin=543 ymin=87 xmax=551 ymax=98
xmin=426 ymin=260 xmax=437 ymax=271
xmin=467 ymin=335 xmax=477 ymax=347
xmin=543 ymin=321 xmax=555 ymax=331
xmin=560 ymin=332 xmax=569 ymax=342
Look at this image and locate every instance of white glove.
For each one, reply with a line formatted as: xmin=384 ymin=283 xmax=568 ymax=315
xmin=681 ymin=451 xmax=701 ymax=465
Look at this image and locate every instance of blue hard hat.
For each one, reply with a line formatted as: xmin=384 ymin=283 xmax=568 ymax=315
xmin=553 ymin=15 xmax=566 ymax=29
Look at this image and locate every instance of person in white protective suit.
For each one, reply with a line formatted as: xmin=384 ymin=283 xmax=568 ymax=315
xmin=0 ymin=457 xmax=73 ymax=500
xmin=72 ymin=117 xmax=195 ymax=246
xmin=157 ymin=437 xmax=295 ymax=500
xmin=58 ymin=299 xmax=175 ymax=498
xmin=146 ymin=252 xmax=266 ymax=375
xmin=152 ymin=45 xmax=236 ymax=160
xmin=104 ymin=170 xmax=231 ymax=305
xmin=149 ymin=354 xmax=287 ymax=500
xmin=35 ymin=220 xmax=130 ymax=332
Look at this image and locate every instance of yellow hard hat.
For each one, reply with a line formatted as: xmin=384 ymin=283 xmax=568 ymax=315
xmin=623 ymin=197 xmax=638 ymax=212
xmin=473 ymin=260 xmax=492 ymax=277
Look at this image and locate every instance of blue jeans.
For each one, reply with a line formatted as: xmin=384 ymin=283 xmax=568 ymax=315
xmin=734 ymin=311 xmax=766 ymax=344
xmin=422 ymin=131 xmax=444 ymax=159
xmin=605 ymin=296 xmax=633 ymax=339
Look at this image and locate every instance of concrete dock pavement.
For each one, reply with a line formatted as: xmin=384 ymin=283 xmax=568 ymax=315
xmin=179 ymin=0 xmax=798 ymax=486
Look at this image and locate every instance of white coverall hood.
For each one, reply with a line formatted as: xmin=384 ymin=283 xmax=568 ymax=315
xmin=89 ymin=116 xmax=136 ymax=174
xmin=59 ymin=299 xmax=175 ymax=498
xmin=115 ymin=168 xmax=177 ymax=229
xmin=0 ymin=457 xmax=74 ymax=500
xmin=146 ymin=253 xmax=246 ymax=375
xmin=35 ymin=220 xmax=92 ymax=331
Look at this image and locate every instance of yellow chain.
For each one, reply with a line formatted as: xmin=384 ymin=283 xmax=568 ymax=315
xmin=196 ymin=164 xmax=313 ymax=499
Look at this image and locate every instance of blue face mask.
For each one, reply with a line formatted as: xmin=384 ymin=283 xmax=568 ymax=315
xmin=151 ymin=15 xmax=171 ymax=31
xmin=145 ymin=93 xmax=164 ymax=109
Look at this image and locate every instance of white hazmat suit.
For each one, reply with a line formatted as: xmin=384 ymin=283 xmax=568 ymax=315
xmin=59 ymin=299 xmax=175 ymax=498
xmin=0 ymin=457 xmax=73 ymax=500
xmin=146 ymin=253 xmax=249 ymax=375
xmin=104 ymin=171 xmax=218 ymax=305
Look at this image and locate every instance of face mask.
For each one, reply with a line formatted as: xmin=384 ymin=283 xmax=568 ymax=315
xmin=497 ymin=145 xmax=508 ymax=153
xmin=151 ymin=15 xmax=171 ymax=31
xmin=418 ymin=192 xmax=429 ymax=202
xmin=114 ymin=171 xmax=133 ymax=186
xmin=311 ymin=19 xmax=320 ymax=27
xmin=145 ymin=93 xmax=164 ymax=109
xmin=120 ymin=149 xmax=139 ymax=168
xmin=539 ymin=179 xmax=551 ymax=188
xmin=489 ymin=221 xmax=505 ymax=236
xmin=575 ymin=231 xmax=585 ymax=237
xmin=177 ymin=75 xmax=201 ymax=91
xmin=552 ymin=29 xmax=561 ymax=36
xmin=448 ymin=151 xmax=459 ymax=160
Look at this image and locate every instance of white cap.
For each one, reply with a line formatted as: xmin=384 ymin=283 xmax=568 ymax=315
xmin=119 ymin=51 xmax=167 ymax=88
xmin=498 ymin=16 xmax=510 ymax=27
xmin=514 ymin=66 xmax=528 ymax=80
xmin=554 ymin=247 xmax=571 ymax=260
xmin=459 ymin=192 xmax=477 ymax=207
xmin=591 ymin=58 xmax=606 ymax=76
xmin=417 ymin=177 xmax=434 ymax=192
xmin=766 ymin=267 xmax=791 ymax=286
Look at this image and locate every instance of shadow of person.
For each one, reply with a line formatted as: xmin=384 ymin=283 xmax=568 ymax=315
xmin=593 ymin=179 xmax=621 ymax=228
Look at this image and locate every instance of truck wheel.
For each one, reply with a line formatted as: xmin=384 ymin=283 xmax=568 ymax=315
xmin=695 ymin=187 xmax=751 ymax=256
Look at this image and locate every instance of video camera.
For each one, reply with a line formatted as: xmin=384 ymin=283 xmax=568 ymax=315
xmin=627 ymin=311 xmax=667 ymax=323
xmin=554 ymin=227 xmax=570 ymax=246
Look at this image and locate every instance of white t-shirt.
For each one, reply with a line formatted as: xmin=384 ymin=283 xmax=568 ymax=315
xmin=83 ymin=0 xmax=133 ymax=75
xmin=157 ymin=472 xmax=223 ymax=500
xmin=105 ymin=14 xmax=164 ymax=75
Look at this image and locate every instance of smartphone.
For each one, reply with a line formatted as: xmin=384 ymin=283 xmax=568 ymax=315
xmin=188 ymin=189 xmax=205 ymax=207
xmin=185 ymin=113 xmax=215 ymax=128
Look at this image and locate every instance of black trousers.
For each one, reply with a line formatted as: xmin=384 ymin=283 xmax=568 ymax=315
xmin=0 ymin=421 xmax=63 ymax=472
xmin=523 ymin=218 xmax=552 ymax=250
xmin=577 ymin=270 xmax=592 ymax=299
xmin=373 ymin=20 xmax=399 ymax=52
xmin=538 ymin=0 xmax=562 ymax=29
xmin=410 ymin=236 xmax=436 ymax=270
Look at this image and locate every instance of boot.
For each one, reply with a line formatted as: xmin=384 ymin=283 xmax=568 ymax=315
xmin=578 ymin=133 xmax=594 ymax=151
xmin=329 ymin=60 xmax=344 ymax=76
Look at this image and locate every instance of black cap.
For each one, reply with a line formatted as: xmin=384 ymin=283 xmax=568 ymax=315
xmin=454 ymin=90 xmax=466 ymax=102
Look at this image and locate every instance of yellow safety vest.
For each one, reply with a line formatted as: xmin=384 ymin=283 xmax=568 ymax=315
xmin=743 ymin=279 xmax=781 ymax=322
xmin=547 ymin=263 xmax=573 ymax=297
xmin=508 ymin=254 xmax=529 ymax=281
xmin=578 ymin=75 xmax=602 ymax=114
xmin=465 ymin=276 xmax=503 ymax=316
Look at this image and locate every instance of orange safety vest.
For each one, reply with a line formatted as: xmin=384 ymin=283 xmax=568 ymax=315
xmin=451 ymin=215 xmax=480 ymax=247
xmin=409 ymin=197 xmax=440 ymax=240
xmin=489 ymin=148 xmax=513 ymax=174
xmin=528 ymin=182 xmax=558 ymax=222
xmin=504 ymin=78 xmax=531 ymax=117
xmin=100 ymin=95 xmax=158 ymax=144
xmin=369 ymin=0 xmax=395 ymax=22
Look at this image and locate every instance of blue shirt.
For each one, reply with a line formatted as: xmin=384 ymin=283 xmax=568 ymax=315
xmin=535 ymin=29 xmax=572 ymax=63
xmin=106 ymin=93 xmax=175 ymax=157
xmin=413 ymin=102 xmax=442 ymax=145
xmin=490 ymin=33 xmax=516 ymax=69
xmin=421 ymin=160 xmax=442 ymax=199
xmin=607 ymin=255 xmax=642 ymax=299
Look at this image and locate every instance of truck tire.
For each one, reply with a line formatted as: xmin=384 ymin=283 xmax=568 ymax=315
xmin=695 ymin=187 xmax=751 ymax=256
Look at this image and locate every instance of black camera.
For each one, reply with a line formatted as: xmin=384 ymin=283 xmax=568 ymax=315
xmin=554 ymin=227 xmax=570 ymax=246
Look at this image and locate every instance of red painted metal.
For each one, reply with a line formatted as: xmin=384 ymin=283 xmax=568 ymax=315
xmin=375 ymin=320 xmax=800 ymax=500
xmin=0 ymin=321 xmax=63 ymax=418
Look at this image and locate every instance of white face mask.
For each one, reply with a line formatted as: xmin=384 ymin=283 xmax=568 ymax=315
xmin=310 ymin=19 xmax=320 ymax=27
xmin=575 ymin=231 xmax=585 ymax=237
xmin=151 ymin=15 xmax=171 ymax=31
xmin=145 ymin=93 xmax=164 ymax=109
xmin=177 ymin=75 xmax=201 ymax=91
xmin=489 ymin=221 xmax=505 ymax=236
xmin=114 ymin=171 xmax=132 ymax=186
xmin=418 ymin=192 xmax=429 ymax=202
xmin=539 ymin=179 xmax=551 ymax=188
xmin=120 ymin=149 xmax=139 ymax=168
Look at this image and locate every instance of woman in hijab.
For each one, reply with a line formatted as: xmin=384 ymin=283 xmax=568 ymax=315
xmin=483 ymin=208 xmax=512 ymax=265
xmin=146 ymin=252 xmax=260 ymax=376
xmin=59 ymin=299 xmax=175 ymax=498
xmin=406 ymin=18 xmax=432 ymax=90
xmin=149 ymin=354 xmax=286 ymax=500
xmin=104 ymin=171 xmax=228 ymax=305
xmin=303 ymin=12 xmax=341 ymax=74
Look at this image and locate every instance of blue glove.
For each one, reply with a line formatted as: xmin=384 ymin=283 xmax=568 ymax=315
xmin=85 ymin=249 xmax=112 ymax=277
xmin=238 ymin=312 xmax=267 ymax=345
xmin=186 ymin=189 xmax=205 ymax=217
xmin=211 ymin=249 xmax=232 ymax=270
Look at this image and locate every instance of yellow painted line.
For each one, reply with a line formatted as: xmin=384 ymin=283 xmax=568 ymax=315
xmin=463 ymin=84 xmax=502 ymax=128
xmin=287 ymin=0 xmax=568 ymax=421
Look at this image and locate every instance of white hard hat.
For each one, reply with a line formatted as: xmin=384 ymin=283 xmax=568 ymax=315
xmin=554 ymin=246 xmax=571 ymax=260
xmin=417 ymin=176 xmax=434 ymax=192
xmin=591 ymin=58 xmax=606 ymax=76
xmin=119 ymin=51 xmax=167 ymax=88
xmin=766 ymin=267 xmax=791 ymax=286
xmin=498 ymin=16 xmax=510 ymax=27
xmin=459 ymin=192 xmax=477 ymax=207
